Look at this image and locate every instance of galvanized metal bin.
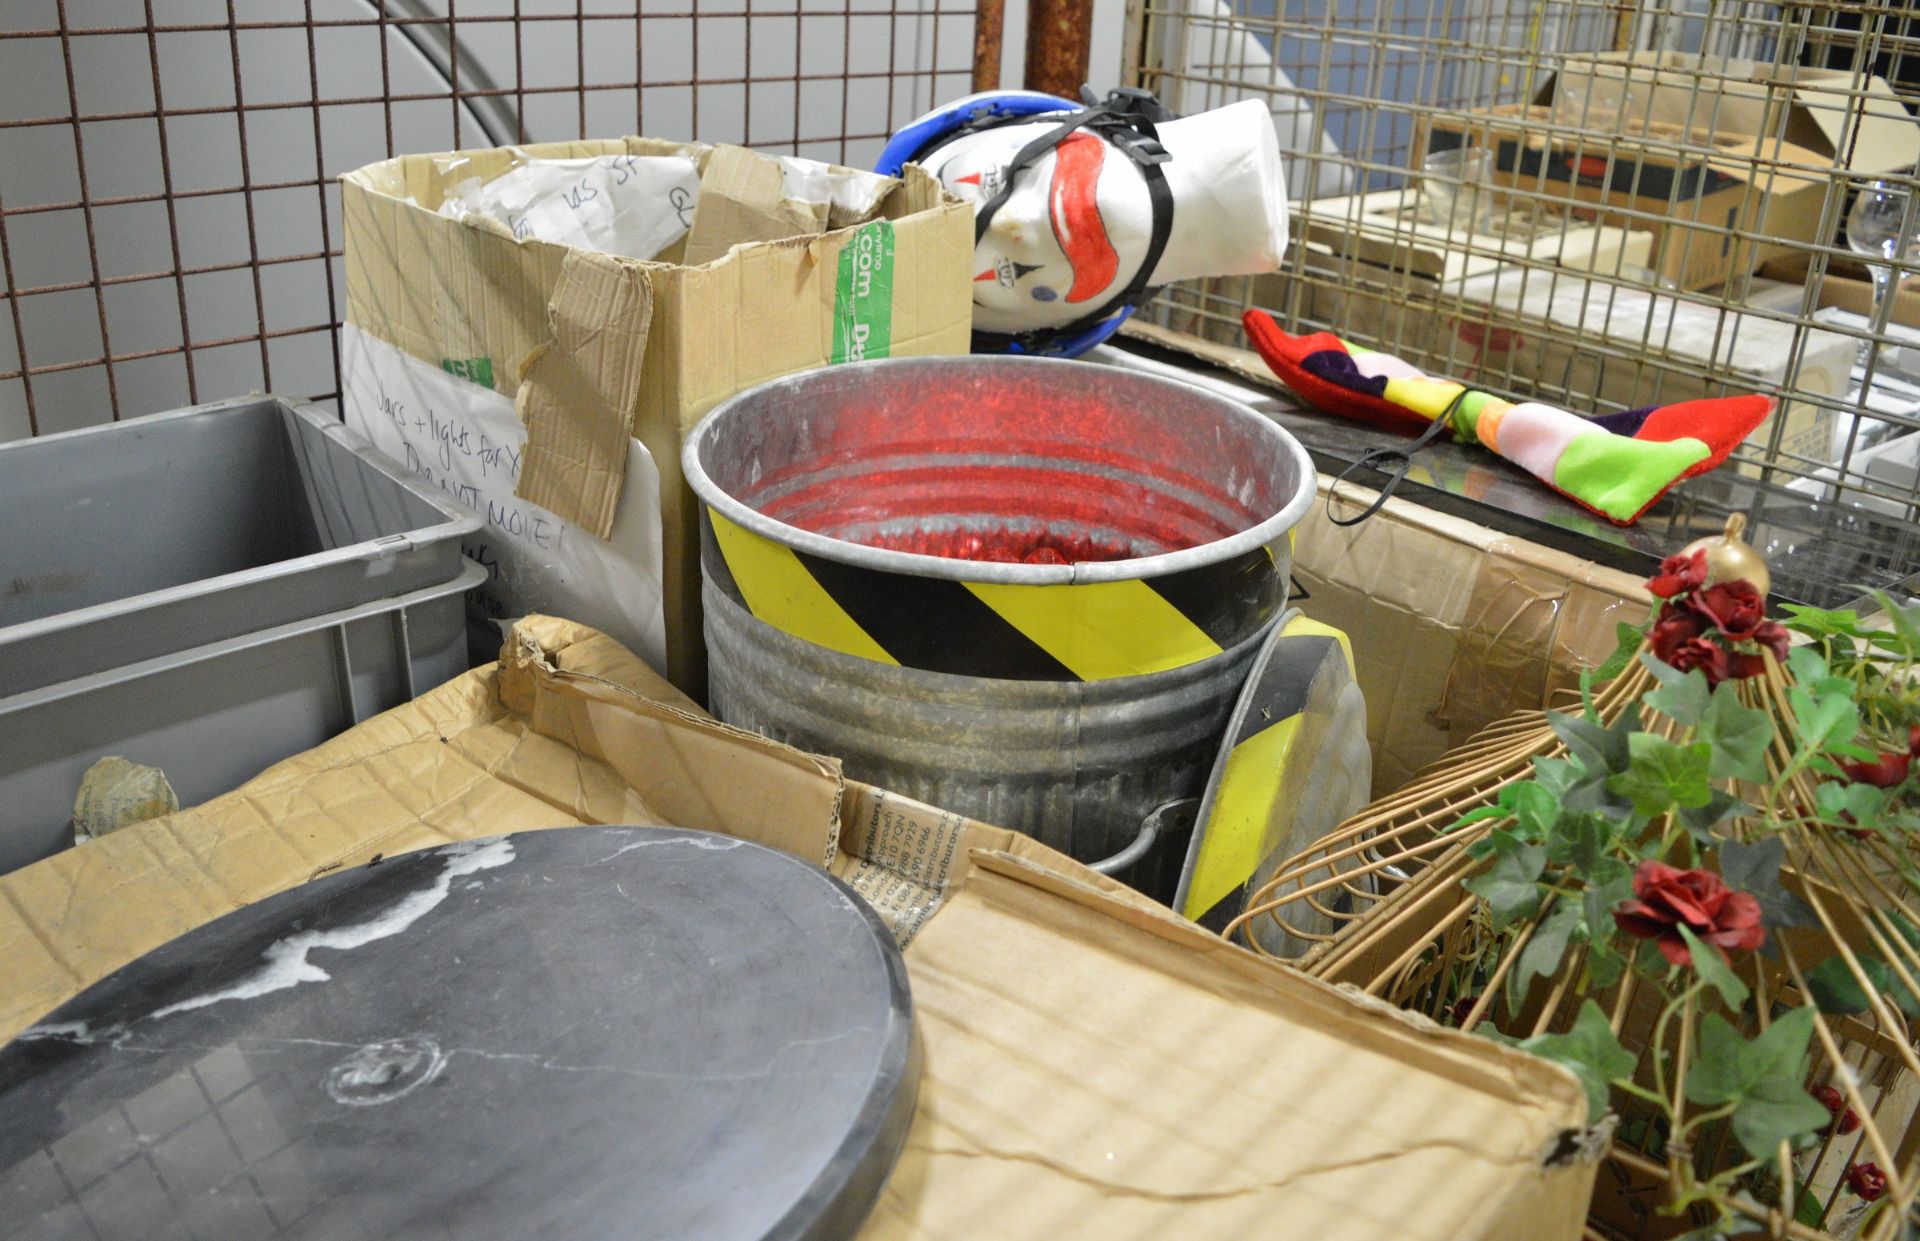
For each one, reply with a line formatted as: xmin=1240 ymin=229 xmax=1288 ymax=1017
xmin=0 ymin=562 xmax=483 ymax=875
xmin=0 ymin=396 xmax=480 ymax=697
xmin=685 ymin=357 xmax=1315 ymax=895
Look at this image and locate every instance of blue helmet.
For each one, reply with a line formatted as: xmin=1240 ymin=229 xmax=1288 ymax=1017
xmin=876 ymin=90 xmax=1079 ymax=177
xmin=877 ymin=88 xmax=1174 ymax=359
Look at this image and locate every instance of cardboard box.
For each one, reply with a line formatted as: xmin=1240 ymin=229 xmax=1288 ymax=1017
xmin=340 ymin=140 xmax=975 ymax=695
xmin=1421 ymin=51 xmax=1920 ymax=291
xmin=0 ymin=616 xmax=1600 ymax=1239
xmin=1759 ymin=252 xmax=1920 ymax=331
xmin=1296 ymin=189 xmax=1656 ymax=284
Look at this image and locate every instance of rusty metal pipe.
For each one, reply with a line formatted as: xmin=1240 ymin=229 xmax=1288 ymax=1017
xmin=1024 ymin=0 xmax=1094 ymax=97
xmin=972 ymin=0 xmax=1006 ymax=93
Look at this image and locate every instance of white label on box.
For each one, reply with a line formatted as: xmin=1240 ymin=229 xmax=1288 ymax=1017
xmin=341 ymin=323 xmax=667 ymax=673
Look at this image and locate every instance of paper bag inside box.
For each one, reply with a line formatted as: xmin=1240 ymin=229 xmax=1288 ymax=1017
xmin=340 ymin=139 xmax=975 ymax=696
xmin=0 ymin=616 xmax=1601 ymax=1240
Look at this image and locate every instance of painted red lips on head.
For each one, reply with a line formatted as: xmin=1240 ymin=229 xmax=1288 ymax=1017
xmin=1048 ymin=133 xmax=1118 ymax=303
xmin=964 ymin=133 xmax=1120 ymax=301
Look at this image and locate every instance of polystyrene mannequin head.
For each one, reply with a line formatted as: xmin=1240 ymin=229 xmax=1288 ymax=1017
xmin=904 ymin=96 xmax=1291 ymax=341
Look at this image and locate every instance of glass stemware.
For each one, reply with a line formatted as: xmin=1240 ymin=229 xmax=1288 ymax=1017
xmin=1846 ymin=180 xmax=1919 ymax=372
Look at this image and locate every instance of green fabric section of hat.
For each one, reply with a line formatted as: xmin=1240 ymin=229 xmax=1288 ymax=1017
xmin=1451 ymin=390 xmax=1500 ymax=445
xmin=1552 ymin=431 xmax=1711 ymax=522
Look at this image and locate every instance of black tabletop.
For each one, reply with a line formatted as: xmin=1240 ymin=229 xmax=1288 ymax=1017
xmin=0 ymin=827 xmax=918 ymax=1241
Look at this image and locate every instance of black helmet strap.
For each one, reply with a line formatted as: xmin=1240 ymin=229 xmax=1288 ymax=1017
xmin=956 ymin=87 xmax=1177 ymax=353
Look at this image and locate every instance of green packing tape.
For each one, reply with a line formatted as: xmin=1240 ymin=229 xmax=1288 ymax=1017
xmin=833 ymin=220 xmax=894 ymax=364
xmin=440 ymin=356 xmax=495 ymax=388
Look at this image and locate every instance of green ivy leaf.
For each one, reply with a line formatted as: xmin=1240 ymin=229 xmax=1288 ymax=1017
xmin=1676 ymin=791 xmax=1749 ymax=845
xmin=1550 ymin=707 xmax=1638 ymax=777
xmin=1546 ymin=812 xmax=1615 ymax=877
xmin=1608 ymin=734 xmax=1714 ymax=816
xmin=1815 ymin=780 xmax=1887 ymax=837
xmin=1869 ymin=590 xmax=1920 ymax=660
xmin=1450 ymin=804 xmax=1509 ymax=832
xmin=1643 ymin=655 xmax=1712 ymax=727
xmin=1789 ymin=687 xmax=1860 ymax=753
xmin=1506 ymin=781 xmax=1561 ymax=840
xmin=1785 ymin=645 xmax=1834 ymax=688
xmin=1716 ymin=837 xmax=1818 ymax=937
xmin=1508 ymin=899 xmax=1584 ymax=1016
xmin=1586 ymin=940 xmax=1626 ymax=989
xmin=1463 ymin=832 xmax=1546 ymax=929
xmin=1518 ymin=999 xmax=1636 ymax=1122
xmin=1586 ymin=621 xmax=1646 ymax=688
xmin=1677 ymin=925 xmax=1751 ymax=1010
xmin=1561 ymin=766 xmax=1643 ymax=822
xmin=1804 ymin=952 xmax=1920 ymax=1017
xmin=1455 ymin=779 xmax=1563 ymax=839
xmin=1685 ymin=1008 xmax=1829 ymax=1158
xmin=1780 ymin=603 xmax=1862 ymax=640
xmin=1531 ymin=754 xmax=1582 ymax=796
xmin=1697 ymin=685 xmax=1775 ymax=784
xmin=1583 ymin=859 xmax=1634 ymax=941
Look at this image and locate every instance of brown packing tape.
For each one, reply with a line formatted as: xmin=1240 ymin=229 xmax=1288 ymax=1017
xmin=513 ymin=250 xmax=654 ymax=537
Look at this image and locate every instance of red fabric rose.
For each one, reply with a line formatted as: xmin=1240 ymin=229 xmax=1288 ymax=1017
xmin=1753 ymin=620 xmax=1789 ymax=663
xmin=1813 ymin=1085 xmax=1863 ymax=1135
xmin=1663 ymin=636 xmax=1733 ymax=685
xmin=1846 ymin=1162 xmax=1887 ymax=1202
xmin=1651 ymin=602 xmax=1705 ymax=652
xmin=1841 ymin=751 xmax=1911 ymax=789
xmin=1692 ymin=580 xmax=1765 ymax=640
xmin=1908 ymin=724 xmax=1920 ymax=758
xmin=1648 ymin=549 xmax=1709 ymax=599
xmin=1613 ymin=861 xmax=1766 ymax=966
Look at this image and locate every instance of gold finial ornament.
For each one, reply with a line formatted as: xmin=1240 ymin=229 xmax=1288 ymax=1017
xmin=1680 ymin=512 xmax=1770 ymax=596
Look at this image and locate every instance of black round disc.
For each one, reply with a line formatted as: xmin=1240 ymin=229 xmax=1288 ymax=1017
xmin=0 ymin=827 xmax=918 ymax=1241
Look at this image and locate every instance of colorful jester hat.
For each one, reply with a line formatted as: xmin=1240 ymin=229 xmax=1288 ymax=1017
xmin=1242 ymin=311 xmax=1775 ymax=525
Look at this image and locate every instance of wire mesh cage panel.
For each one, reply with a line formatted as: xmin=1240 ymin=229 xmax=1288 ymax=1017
xmin=1131 ymin=0 xmax=1920 ymax=537
xmin=0 ymin=0 xmax=995 ymax=442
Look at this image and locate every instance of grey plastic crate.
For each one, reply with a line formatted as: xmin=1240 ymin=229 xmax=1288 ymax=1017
xmin=0 ymin=561 xmax=485 ymax=875
xmin=0 ymin=395 xmax=480 ymax=697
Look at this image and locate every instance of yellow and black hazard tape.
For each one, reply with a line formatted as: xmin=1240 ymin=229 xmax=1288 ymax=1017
xmin=1181 ymin=615 xmax=1356 ymax=926
xmin=701 ymin=507 xmax=1287 ymax=682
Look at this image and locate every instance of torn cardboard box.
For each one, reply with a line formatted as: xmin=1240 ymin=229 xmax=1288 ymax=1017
xmin=340 ymin=139 xmax=974 ymax=691
xmin=1421 ymin=52 xmax=1920 ymax=291
xmin=0 ymin=616 xmax=1599 ymax=1239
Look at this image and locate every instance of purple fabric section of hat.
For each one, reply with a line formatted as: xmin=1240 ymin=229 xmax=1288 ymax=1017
xmin=1299 ymin=347 xmax=1388 ymax=399
xmin=1585 ymin=406 xmax=1657 ymax=437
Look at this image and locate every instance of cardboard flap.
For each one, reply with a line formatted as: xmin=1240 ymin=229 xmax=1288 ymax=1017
xmin=874 ymin=847 xmax=1596 ymax=1240
xmin=1790 ymin=74 xmax=1920 ymax=173
xmin=498 ymin=625 xmax=844 ymax=866
xmin=513 ymin=250 xmax=653 ymax=537
xmin=682 ymin=145 xmax=833 ymax=267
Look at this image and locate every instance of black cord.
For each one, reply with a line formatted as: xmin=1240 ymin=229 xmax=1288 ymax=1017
xmin=1325 ymin=388 xmax=1473 ymax=528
